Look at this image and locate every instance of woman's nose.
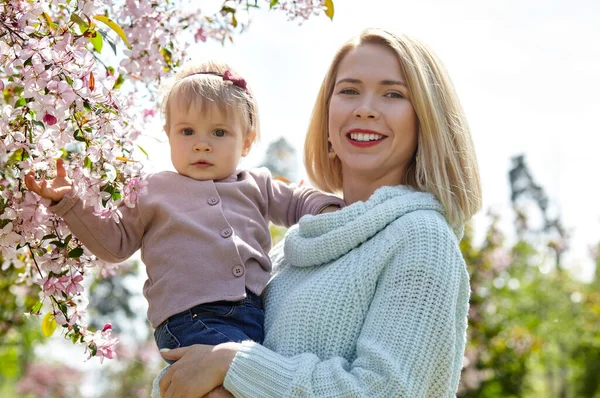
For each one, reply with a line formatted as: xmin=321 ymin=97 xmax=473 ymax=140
xmin=352 ymin=100 xmax=380 ymax=120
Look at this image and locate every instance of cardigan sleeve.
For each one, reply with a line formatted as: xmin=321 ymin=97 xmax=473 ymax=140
xmin=48 ymin=190 xmax=145 ymax=263
xmin=223 ymin=213 xmax=469 ymax=397
xmin=259 ymin=169 xmax=345 ymax=227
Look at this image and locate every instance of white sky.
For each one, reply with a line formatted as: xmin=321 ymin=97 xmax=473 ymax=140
xmin=140 ymin=0 xmax=600 ymax=281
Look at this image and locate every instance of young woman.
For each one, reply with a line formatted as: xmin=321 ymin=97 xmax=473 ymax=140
xmin=156 ymin=28 xmax=481 ymax=398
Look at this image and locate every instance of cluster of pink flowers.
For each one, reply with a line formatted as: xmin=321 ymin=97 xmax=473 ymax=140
xmin=1 ymin=0 xmax=328 ymax=361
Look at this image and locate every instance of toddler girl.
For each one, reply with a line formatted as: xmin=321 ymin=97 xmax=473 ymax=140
xmin=25 ymin=60 xmax=345 ymax=362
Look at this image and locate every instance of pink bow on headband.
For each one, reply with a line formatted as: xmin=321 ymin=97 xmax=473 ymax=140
xmin=223 ymin=69 xmax=249 ymax=94
xmin=185 ymin=70 xmax=251 ymax=96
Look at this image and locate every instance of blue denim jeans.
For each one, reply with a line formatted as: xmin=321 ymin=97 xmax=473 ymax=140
xmin=153 ymin=290 xmax=264 ymax=364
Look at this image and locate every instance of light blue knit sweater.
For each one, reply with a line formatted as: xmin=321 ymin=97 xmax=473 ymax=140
xmin=152 ymin=185 xmax=470 ymax=397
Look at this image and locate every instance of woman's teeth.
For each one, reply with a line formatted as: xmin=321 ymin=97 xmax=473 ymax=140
xmin=349 ymin=133 xmax=384 ymax=141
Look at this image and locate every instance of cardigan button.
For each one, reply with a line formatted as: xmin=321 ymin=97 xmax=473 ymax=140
xmin=207 ymin=196 xmax=219 ymax=206
xmin=232 ymin=265 xmax=244 ymax=277
xmin=221 ymin=227 xmax=233 ymax=238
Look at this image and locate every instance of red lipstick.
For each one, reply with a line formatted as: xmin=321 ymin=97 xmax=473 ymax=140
xmin=345 ymin=129 xmax=386 ymax=148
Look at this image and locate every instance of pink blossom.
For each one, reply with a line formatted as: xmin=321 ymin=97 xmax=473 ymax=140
xmin=0 ymin=222 xmax=21 ymax=247
xmin=39 ymin=274 xmax=69 ymax=296
xmin=194 ymin=28 xmax=207 ymax=42
xmin=143 ymin=108 xmax=156 ymax=118
xmin=65 ymin=273 xmax=84 ymax=296
xmin=43 ymin=113 xmax=58 ymax=126
xmin=85 ymin=327 xmax=119 ymax=363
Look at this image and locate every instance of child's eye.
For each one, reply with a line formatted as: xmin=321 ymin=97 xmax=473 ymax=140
xmin=339 ymin=88 xmax=359 ymax=95
xmin=214 ymin=129 xmax=227 ymax=137
xmin=181 ymin=128 xmax=195 ymax=136
xmin=385 ymin=91 xmax=405 ymax=99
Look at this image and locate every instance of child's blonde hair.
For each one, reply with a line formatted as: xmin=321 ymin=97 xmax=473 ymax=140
xmin=161 ymin=60 xmax=260 ymax=142
xmin=304 ymin=28 xmax=481 ymax=225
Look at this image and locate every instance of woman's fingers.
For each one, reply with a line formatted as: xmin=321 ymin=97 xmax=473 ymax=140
xmin=160 ymin=345 xmax=194 ymax=361
xmin=202 ymin=386 xmax=234 ymax=398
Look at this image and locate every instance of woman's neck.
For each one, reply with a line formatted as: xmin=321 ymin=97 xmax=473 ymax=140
xmin=342 ymin=173 xmax=401 ymax=205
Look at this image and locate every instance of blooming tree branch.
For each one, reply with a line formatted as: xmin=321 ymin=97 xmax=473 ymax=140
xmin=0 ymin=0 xmax=332 ymax=361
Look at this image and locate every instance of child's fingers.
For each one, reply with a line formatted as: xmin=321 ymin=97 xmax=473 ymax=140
xmin=56 ymin=158 xmax=66 ymax=178
xmin=40 ymin=180 xmax=50 ymax=195
xmin=24 ymin=173 xmax=42 ymax=195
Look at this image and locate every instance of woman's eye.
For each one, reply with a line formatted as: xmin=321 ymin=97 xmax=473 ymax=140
xmin=339 ymin=88 xmax=359 ymax=95
xmin=181 ymin=128 xmax=194 ymax=136
xmin=385 ymin=91 xmax=405 ymax=99
xmin=214 ymin=129 xmax=227 ymax=137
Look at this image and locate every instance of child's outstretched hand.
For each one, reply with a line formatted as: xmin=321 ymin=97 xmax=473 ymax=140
xmin=25 ymin=158 xmax=73 ymax=203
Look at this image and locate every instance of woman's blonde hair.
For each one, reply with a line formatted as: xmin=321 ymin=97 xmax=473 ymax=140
xmin=304 ymin=28 xmax=481 ymax=225
xmin=161 ymin=60 xmax=260 ymax=142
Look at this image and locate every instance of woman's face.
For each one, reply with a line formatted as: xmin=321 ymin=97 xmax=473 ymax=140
xmin=328 ymin=43 xmax=418 ymax=187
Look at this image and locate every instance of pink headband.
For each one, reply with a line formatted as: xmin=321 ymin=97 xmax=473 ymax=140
xmin=187 ymin=69 xmax=251 ymax=97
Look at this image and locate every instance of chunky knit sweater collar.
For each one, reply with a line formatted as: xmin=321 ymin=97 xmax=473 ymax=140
xmin=284 ymin=185 xmax=460 ymax=268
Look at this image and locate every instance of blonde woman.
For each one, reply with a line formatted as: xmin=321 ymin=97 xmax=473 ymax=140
xmin=157 ymin=28 xmax=481 ymax=398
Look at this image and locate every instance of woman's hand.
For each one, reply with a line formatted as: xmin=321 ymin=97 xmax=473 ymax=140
xmin=159 ymin=343 xmax=240 ymax=398
xmin=202 ymin=387 xmax=234 ymax=398
xmin=25 ymin=158 xmax=73 ymax=202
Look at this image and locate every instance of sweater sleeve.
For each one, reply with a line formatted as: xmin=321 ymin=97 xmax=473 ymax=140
xmin=223 ymin=214 xmax=469 ymax=397
xmin=48 ymin=190 xmax=145 ymax=263
xmin=261 ymin=170 xmax=345 ymax=227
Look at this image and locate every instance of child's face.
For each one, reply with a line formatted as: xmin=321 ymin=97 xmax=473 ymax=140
xmin=167 ymin=103 xmax=254 ymax=181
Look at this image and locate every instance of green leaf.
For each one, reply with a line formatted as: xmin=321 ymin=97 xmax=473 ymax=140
xmin=9 ymin=148 xmax=24 ymax=162
xmin=269 ymin=0 xmax=279 ymax=8
xmin=32 ymin=119 xmax=45 ymax=129
xmin=50 ymin=240 xmax=65 ymax=248
xmin=31 ymin=300 xmax=43 ymax=315
xmin=98 ymin=29 xmax=117 ymax=55
xmin=88 ymin=31 xmax=103 ymax=53
xmin=73 ymin=129 xmax=86 ymax=142
xmin=68 ymin=247 xmax=84 ymax=258
xmin=70 ymin=13 xmax=89 ymax=33
xmin=136 ymin=144 xmax=149 ymax=158
xmin=93 ymin=15 xmax=131 ymax=49
xmin=232 ymin=14 xmax=238 ymax=28
xmin=324 ymin=0 xmax=335 ymax=20
xmin=41 ymin=234 xmax=57 ymax=240
xmin=14 ymin=97 xmax=27 ymax=108
xmin=64 ymin=234 xmax=72 ymax=247
xmin=113 ymin=74 xmax=125 ymax=89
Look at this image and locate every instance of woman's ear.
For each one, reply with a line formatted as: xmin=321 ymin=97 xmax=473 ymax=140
xmin=163 ymin=124 xmax=169 ymax=136
xmin=242 ymin=130 xmax=257 ymax=157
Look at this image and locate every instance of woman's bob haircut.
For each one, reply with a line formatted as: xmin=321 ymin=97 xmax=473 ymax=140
xmin=304 ymin=28 xmax=481 ymax=225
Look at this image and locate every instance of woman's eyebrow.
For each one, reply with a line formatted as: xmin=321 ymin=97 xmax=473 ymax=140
xmin=336 ymin=78 xmax=407 ymax=87
xmin=336 ymin=78 xmax=361 ymax=85
xmin=381 ymin=79 xmax=407 ymax=87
